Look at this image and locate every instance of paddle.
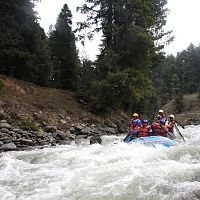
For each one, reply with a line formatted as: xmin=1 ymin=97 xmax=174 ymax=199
xmin=175 ymin=120 xmax=185 ymax=129
xmin=123 ymin=131 xmax=131 ymax=142
xmin=158 ymin=121 xmax=175 ymax=140
xmin=174 ymin=124 xmax=186 ymax=142
xmin=123 ymin=129 xmax=138 ymax=142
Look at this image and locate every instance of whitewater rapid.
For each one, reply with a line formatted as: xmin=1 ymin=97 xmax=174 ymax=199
xmin=0 ymin=125 xmax=199 ymax=200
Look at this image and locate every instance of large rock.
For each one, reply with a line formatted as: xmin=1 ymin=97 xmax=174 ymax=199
xmin=99 ymin=127 xmax=116 ymax=134
xmin=80 ymin=127 xmax=93 ymax=135
xmin=44 ymin=126 xmax=57 ymax=133
xmin=75 ymin=123 xmax=84 ymax=131
xmin=56 ymin=130 xmax=66 ymax=140
xmin=0 ymin=143 xmax=17 ymax=151
xmin=90 ymin=135 xmax=102 ymax=145
xmin=0 ymin=128 xmax=10 ymax=134
xmin=0 ymin=123 xmax=12 ymax=130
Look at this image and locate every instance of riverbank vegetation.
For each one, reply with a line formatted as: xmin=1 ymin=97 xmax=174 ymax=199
xmin=0 ymin=0 xmax=200 ymax=119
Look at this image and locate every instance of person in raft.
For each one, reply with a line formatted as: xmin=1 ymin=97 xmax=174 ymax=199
xmin=129 ymin=113 xmax=141 ymax=128
xmin=138 ymin=119 xmax=151 ymax=137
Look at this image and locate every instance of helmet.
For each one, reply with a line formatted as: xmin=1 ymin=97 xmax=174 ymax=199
xmin=156 ymin=115 xmax=161 ymax=120
xmin=132 ymin=113 xmax=138 ymax=117
xmin=132 ymin=120 xmax=138 ymax=123
xmin=160 ymin=119 xmax=165 ymax=125
xmin=169 ymin=114 xmax=175 ymax=119
xmin=142 ymin=119 xmax=148 ymax=124
xmin=159 ymin=109 xmax=164 ymax=113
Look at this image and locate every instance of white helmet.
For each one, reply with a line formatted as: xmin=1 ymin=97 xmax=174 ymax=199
xmin=159 ymin=109 xmax=164 ymax=113
xmin=169 ymin=114 xmax=175 ymax=119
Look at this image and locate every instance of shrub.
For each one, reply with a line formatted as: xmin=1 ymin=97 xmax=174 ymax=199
xmin=19 ymin=118 xmax=39 ymax=131
xmin=0 ymin=80 xmax=5 ymax=91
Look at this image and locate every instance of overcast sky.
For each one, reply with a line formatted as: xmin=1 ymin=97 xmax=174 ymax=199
xmin=36 ymin=0 xmax=200 ymax=60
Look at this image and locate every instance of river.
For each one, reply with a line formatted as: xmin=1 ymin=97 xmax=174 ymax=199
xmin=0 ymin=125 xmax=200 ymax=200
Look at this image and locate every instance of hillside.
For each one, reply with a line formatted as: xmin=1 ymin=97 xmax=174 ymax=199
xmin=163 ymin=93 xmax=200 ymax=125
xmin=0 ymin=75 xmax=129 ymax=130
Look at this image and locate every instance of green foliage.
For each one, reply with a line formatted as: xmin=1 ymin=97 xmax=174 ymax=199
xmin=0 ymin=80 xmax=5 ymax=92
xmin=172 ymin=74 xmax=184 ymax=113
xmin=19 ymin=118 xmax=39 ymax=131
xmin=48 ymin=4 xmax=80 ymax=91
xmin=198 ymin=83 xmax=200 ymax=100
xmin=90 ymin=69 xmax=154 ymax=111
xmin=76 ymin=0 xmax=171 ymax=115
xmin=153 ymin=43 xmax=200 ymax=111
xmin=0 ymin=0 xmax=52 ymax=86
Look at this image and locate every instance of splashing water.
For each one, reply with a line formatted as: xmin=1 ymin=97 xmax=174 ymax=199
xmin=0 ymin=126 xmax=200 ymax=200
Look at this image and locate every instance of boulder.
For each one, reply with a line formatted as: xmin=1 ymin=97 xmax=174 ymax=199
xmin=0 ymin=143 xmax=17 ymax=151
xmin=90 ymin=135 xmax=102 ymax=145
xmin=0 ymin=128 xmax=10 ymax=134
xmin=99 ymin=127 xmax=116 ymax=134
xmin=0 ymin=123 xmax=12 ymax=130
xmin=56 ymin=130 xmax=66 ymax=140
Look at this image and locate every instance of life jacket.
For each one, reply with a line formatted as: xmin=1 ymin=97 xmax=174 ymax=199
xmin=138 ymin=125 xmax=150 ymax=137
xmin=166 ymin=121 xmax=175 ymax=133
xmin=153 ymin=122 xmax=167 ymax=137
xmin=130 ymin=124 xmax=139 ymax=136
xmin=129 ymin=119 xmax=141 ymax=127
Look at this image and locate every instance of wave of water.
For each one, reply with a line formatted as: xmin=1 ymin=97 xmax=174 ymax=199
xmin=0 ymin=125 xmax=200 ymax=200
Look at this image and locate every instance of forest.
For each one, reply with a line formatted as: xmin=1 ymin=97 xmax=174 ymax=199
xmin=0 ymin=0 xmax=200 ymax=117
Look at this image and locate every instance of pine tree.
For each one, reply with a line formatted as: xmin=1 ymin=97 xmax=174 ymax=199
xmin=0 ymin=0 xmax=52 ymax=86
xmin=77 ymin=0 xmax=171 ymax=113
xmin=172 ymin=74 xmax=184 ymax=113
xmin=48 ymin=4 xmax=80 ymax=91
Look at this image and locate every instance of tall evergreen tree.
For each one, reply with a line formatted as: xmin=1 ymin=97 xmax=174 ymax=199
xmin=0 ymin=0 xmax=52 ymax=86
xmin=48 ymin=4 xmax=80 ymax=91
xmin=77 ymin=0 xmax=171 ymax=113
xmin=172 ymin=74 xmax=184 ymax=113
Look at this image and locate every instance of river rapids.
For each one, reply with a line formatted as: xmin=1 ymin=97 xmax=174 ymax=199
xmin=0 ymin=125 xmax=200 ymax=200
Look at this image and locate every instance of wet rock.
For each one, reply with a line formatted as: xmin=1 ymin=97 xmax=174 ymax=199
xmin=52 ymin=132 xmax=57 ymax=138
xmin=69 ymin=134 xmax=76 ymax=140
xmin=76 ymin=135 xmax=88 ymax=140
xmin=90 ymin=135 xmax=102 ymax=145
xmin=99 ymin=127 xmax=116 ymax=134
xmin=56 ymin=130 xmax=66 ymax=140
xmin=80 ymin=127 xmax=93 ymax=135
xmin=69 ymin=127 xmax=75 ymax=133
xmin=0 ymin=143 xmax=17 ymax=151
xmin=75 ymin=123 xmax=84 ymax=131
xmin=59 ymin=140 xmax=71 ymax=145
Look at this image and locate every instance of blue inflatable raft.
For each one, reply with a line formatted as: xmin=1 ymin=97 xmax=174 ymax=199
xmin=124 ymin=136 xmax=178 ymax=148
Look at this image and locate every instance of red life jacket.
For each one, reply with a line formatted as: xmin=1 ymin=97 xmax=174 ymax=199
xmin=138 ymin=125 xmax=150 ymax=137
xmin=153 ymin=122 xmax=167 ymax=137
xmin=166 ymin=121 xmax=174 ymax=133
xmin=130 ymin=125 xmax=139 ymax=135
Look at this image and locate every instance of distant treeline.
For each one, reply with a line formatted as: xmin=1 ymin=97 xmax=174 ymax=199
xmin=154 ymin=44 xmax=200 ymax=113
xmin=1 ymin=0 xmax=199 ymax=116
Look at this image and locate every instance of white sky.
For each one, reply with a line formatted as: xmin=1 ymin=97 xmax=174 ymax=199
xmin=35 ymin=0 xmax=200 ymax=60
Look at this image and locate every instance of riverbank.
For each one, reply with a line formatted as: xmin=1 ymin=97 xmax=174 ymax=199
xmin=0 ymin=118 xmax=129 ymax=151
xmin=0 ymin=75 xmax=129 ymax=151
